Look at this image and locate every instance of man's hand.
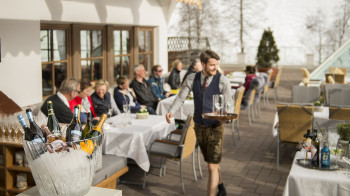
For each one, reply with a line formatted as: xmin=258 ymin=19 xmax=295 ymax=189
xmin=166 ymin=112 xmax=173 ymax=123
xmin=165 ymin=92 xmax=171 ymax=98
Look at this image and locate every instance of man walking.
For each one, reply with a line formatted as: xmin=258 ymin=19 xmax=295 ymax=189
xmin=166 ymin=50 xmax=232 ymax=196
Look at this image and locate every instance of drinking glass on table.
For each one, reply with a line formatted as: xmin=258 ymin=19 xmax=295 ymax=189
xmin=335 ymin=144 xmax=344 ymax=169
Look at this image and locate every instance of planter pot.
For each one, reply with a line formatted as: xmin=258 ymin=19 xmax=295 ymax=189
xmin=314 ymin=106 xmax=323 ymax=112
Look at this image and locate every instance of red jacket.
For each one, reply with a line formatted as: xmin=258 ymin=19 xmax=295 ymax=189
xmin=69 ymin=96 xmax=96 ymax=117
xmin=244 ymin=74 xmax=257 ymax=95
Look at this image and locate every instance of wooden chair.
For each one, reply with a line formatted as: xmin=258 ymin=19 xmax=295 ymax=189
xmin=146 ymin=116 xmax=197 ymax=194
xmin=273 ymin=68 xmax=282 ymax=102
xmin=231 ymin=87 xmax=245 ymax=145
xmin=329 ymin=106 xmax=350 ymax=121
xmin=276 ymin=104 xmax=314 ymax=170
xmin=301 ymin=68 xmax=310 ymax=86
xmin=326 ymin=73 xmax=344 ymax=84
xmin=330 ymin=67 xmax=347 ymax=76
xmin=326 ymin=75 xmax=336 ymax=84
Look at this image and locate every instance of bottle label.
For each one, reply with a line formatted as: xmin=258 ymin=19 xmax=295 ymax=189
xmin=74 ymin=108 xmax=79 ymax=117
xmin=17 ymin=115 xmax=28 ymax=128
xmin=71 ymin=130 xmax=82 ymax=141
xmin=32 ymin=137 xmax=43 ymax=143
xmin=48 ymin=109 xmax=54 ymax=115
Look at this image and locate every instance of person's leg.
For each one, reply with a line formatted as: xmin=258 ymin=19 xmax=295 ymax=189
xmin=207 ymin=163 xmax=220 ymax=196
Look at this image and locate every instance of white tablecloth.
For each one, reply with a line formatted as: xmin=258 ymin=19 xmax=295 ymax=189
xmin=156 ymin=96 xmax=194 ymax=121
xmin=283 ymin=151 xmax=350 ymax=196
xmin=103 ymin=114 xmax=176 ymax=172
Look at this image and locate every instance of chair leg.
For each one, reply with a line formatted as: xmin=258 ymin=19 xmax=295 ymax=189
xmin=248 ymin=105 xmax=252 ymax=126
xmin=231 ymin=120 xmax=236 ymax=145
xmin=266 ymin=90 xmax=270 ymax=106
xmin=192 ymin=152 xmax=198 ymax=182
xmin=197 ymin=146 xmax=203 ymax=178
xmin=236 ymin=118 xmax=240 ymax=140
xmin=251 ymin=105 xmax=255 ymax=121
xmin=258 ymin=100 xmax=261 ymax=118
xmin=274 ymin=87 xmax=278 ymax=103
xmin=180 ymin=159 xmax=185 ymax=194
xmin=277 ymin=131 xmax=280 ymax=171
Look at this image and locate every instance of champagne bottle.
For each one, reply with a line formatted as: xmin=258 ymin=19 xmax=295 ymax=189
xmin=26 ymin=108 xmax=46 ymax=143
xmin=41 ymin=124 xmax=58 ymax=143
xmin=17 ymin=114 xmax=35 ymax=141
xmin=311 ymin=129 xmax=320 ymax=168
xmin=46 ymin=101 xmax=62 ymax=139
xmin=66 ymin=105 xmax=82 ymax=142
xmin=84 ymin=114 xmax=107 ymax=139
xmin=82 ymin=112 xmax=92 ymax=139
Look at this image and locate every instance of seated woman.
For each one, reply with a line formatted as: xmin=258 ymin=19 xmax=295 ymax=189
xmin=91 ymin=80 xmax=121 ymax=118
xmin=68 ymin=79 xmax=96 ymax=123
xmin=114 ymin=76 xmax=146 ymax=113
xmin=168 ymin=59 xmax=183 ymax=90
xmin=243 ymin=65 xmax=257 ymax=95
xmin=148 ymin=65 xmax=171 ymax=100
xmin=182 ymin=58 xmax=202 ymax=85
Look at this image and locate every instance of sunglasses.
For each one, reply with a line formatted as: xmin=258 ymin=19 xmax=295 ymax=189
xmin=156 ymin=70 xmax=163 ymax=72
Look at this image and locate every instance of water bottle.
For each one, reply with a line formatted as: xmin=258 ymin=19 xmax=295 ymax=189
xmin=321 ymin=142 xmax=330 ymax=168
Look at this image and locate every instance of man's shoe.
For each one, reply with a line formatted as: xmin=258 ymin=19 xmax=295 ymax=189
xmin=216 ymin=183 xmax=227 ymax=196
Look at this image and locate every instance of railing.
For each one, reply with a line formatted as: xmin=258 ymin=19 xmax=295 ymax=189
xmin=168 ymin=37 xmax=210 ymax=52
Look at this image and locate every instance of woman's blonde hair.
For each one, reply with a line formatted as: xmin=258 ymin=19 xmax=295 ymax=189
xmin=95 ymin=79 xmax=109 ymax=91
xmin=171 ymin=59 xmax=182 ymax=71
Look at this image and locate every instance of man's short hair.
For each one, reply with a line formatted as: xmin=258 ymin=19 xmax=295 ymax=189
xmin=200 ymin=50 xmax=220 ymax=64
xmin=59 ymin=78 xmax=79 ymax=94
xmin=133 ymin=64 xmax=144 ymax=74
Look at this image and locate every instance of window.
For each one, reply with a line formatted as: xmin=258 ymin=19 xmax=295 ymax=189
xmin=112 ymin=28 xmax=132 ymax=79
xmin=40 ymin=24 xmax=70 ymax=97
xmin=137 ymin=28 xmax=153 ymax=73
xmin=80 ymin=29 xmax=104 ymax=81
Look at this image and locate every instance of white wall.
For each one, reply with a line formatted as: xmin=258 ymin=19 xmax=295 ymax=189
xmin=0 ymin=0 xmax=171 ymax=107
xmin=0 ymin=19 xmax=42 ymax=107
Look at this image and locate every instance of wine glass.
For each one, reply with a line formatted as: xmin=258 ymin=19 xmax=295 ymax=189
xmin=213 ymin=95 xmax=225 ymax=115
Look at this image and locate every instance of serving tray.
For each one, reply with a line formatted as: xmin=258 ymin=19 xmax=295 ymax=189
xmin=296 ymin=159 xmax=344 ymax=171
xmin=202 ymin=113 xmax=238 ymax=121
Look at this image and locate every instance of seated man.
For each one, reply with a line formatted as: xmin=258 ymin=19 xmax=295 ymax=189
xmin=148 ymin=65 xmax=171 ymax=100
xmin=130 ymin=64 xmax=158 ymax=114
xmin=41 ymin=78 xmax=81 ymax=123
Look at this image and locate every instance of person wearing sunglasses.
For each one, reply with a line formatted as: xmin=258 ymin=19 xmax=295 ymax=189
xmin=40 ymin=78 xmax=81 ymax=123
xmin=68 ymin=79 xmax=96 ymax=123
xmin=148 ymin=65 xmax=171 ymax=100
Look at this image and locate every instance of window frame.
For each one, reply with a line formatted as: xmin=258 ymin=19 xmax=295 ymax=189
xmin=40 ymin=23 xmax=71 ymax=99
xmin=134 ymin=27 xmax=154 ymax=75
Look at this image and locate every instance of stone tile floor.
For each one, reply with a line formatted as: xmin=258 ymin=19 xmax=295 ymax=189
xmin=117 ymin=67 xmax=303 ymax=196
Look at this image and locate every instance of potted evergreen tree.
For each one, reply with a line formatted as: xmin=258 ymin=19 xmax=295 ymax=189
xmin=256 ymin=28 xmax=280 ymax=80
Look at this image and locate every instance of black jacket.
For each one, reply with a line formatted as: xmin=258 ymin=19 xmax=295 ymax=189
xmin=130 ymin=79 xmax=158 ymax=110
xmin=168 ymin=69 xmax=181 ymax=89
xmin=91 ymin=92 xmax=111 ymax=117
xmin=40 ymin=94 xmax=73 ymax=124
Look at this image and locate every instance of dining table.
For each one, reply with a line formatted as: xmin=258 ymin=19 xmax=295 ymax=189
xmin=283 ymin=151 xmax=350 ymax=196
xmin=156 ymin=95 xmax=194 ymax=121
xmin=102 ymin=114 xmax=176 ymax=172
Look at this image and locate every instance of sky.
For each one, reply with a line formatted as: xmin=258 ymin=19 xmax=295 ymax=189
xmin=168 ymin=0 xmax=343 ymax=65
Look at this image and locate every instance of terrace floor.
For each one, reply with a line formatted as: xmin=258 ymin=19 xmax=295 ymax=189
xmin=117 ymin=67 xmax=303 ymax=196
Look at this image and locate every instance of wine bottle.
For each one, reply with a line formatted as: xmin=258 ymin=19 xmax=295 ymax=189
xmin=26 ymin=108 xmax=46 ymax=143
xmin=82 ymin=112 xmax=92 ymax=139
xmin=84 ymin=114 xmax=107 ymax=139
xmin=66 ymin=105 xmax=82 ymax=142
xmin=46 ymin=101 xmax=62 ymax=139
xmin=17 ymin=114 xmax=35 ymax=141
xmin=311 ymin=129 xmax=320 ymax=168
xmin=41 ymin=124 xmax=58 ymax=143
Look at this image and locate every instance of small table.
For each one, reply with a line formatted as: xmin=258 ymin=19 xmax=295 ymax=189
xmin=17 ymin=186 xmax=122 ymax=196
xmin=156 ymin=96 xmax=194 ymax=121
xmin=103 ymin=114 xmax=176 ymax=172
xmin=283 ymin=151 xmax=350 ymax=196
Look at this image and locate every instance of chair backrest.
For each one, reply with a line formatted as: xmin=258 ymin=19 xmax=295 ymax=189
xmin=274 ymin=68 xmax=282 ymax=88
xmin=181 ymin=116 xmax=196 ymax=159
xmin=334 ymin=74 xmax=345 ymax=84
xmin=277 ymin=104 xmax=314 ymax=143
xmin=251 ymin=76 xmax=265 ymax=102
xmin=301 ymin=68 xmax=310 ymax=85
xmin=178 ymin=115 xmax=193 ymax=145
xmin=234 ymin=87 xmax=245 ymax=116
xmin=292 ymin=85 xmax=320 ymax=104
xmin=330 ymin=67 xmax=347 ymax=76
xmin=329 ymin=88 xmax=350 ymax=106
xmin=324 ymin=84 xmax=350 ymax=105
xmin=329 ymin=106 xmax=350 ymax=121
xmin=249 ymin=89 xmax=256 ymax=105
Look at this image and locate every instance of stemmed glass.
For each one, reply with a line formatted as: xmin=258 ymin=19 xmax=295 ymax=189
xmin=0 ymin=114 xmax=5 ymax=142
xmin=213 ymin=95 xmax=225 ymax=115
xmin=7 ymin=115 xmax=15 ymax=142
